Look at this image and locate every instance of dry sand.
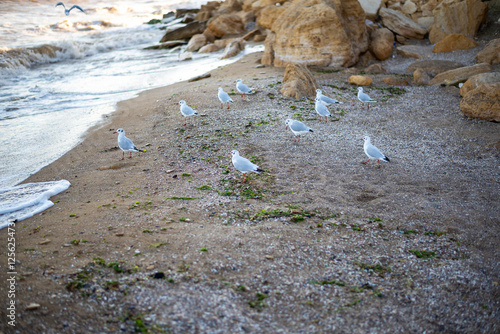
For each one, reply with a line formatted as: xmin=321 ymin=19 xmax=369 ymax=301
xmin=1 ymin=42 xmax=499 ymax=333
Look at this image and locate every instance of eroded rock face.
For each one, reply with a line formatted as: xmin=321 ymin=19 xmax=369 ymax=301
xmin=428 ymin=0 xmax=488 ymax=44
xmin=379 ymin=7 xmax=427 ymax=39
xmin=263 ymin=0 xmax=368 ymax=68
xmin=370 ymin=28 xmax=394 ymax=60
xmin=280 ymin=63 xmax=318 ymax=98
xmin=460 ymin=83 xmax=500 ymax=122
xmin=432 ymin=33 xmax=479 ymax=53
xmin=476 ymin=39 xmax=500 ymax=65
xmin=256 ymin=4 xmax=287 ymax=29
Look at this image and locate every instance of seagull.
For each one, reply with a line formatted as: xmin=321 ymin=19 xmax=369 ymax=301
xmin=357 ymin=87 xmax=376 ymax=109
xmin=235 ymin=79 xmax=254 ymax=100
xmin=285 ymin=119 xmax=313 ymax=142
xmin=218 ymin=87 xmax=233 ymax=109
xmin=55 ymin=2 xmax=87 ymax=15
xmin=179 ymin=100 xmax=197 ymax=125
xmin=314 ymin=97 xmax=331 ymax=122
xmin=229 ymin=150 xmax=263 ymax=183
xmin=113 ymin=128 xmax=140 ymax=160
xmin=362 ymin=135 xmax=390 ymax=168
xmin=316 ymin=89 xmax=342 ymax=105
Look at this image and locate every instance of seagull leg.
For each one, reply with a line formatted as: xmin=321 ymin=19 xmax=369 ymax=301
xmin=298 ymin=135 xmax=301 ymax=142
xmin=226 ymin=103 xmax=230 ymax=109
xmin=242 ymin=173 xmax=246 ymax=183
xmin=121 ymin=152 xmax=125 ymax=160
xmin=362 ymin=159 xmax=370 ymax=164
xmin=129 ymin=152 xmax=133 ymax=159
xmin=377 ymin=160 xmax=381 ymax=168
xmin=220 ymin=103 xmax=223 ymax=109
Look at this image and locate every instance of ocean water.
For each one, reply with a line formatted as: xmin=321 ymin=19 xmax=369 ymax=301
xmin=0 ymin=0 xmax=261 ymax=224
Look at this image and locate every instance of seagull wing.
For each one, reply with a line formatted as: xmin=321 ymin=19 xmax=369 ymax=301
xmin=315 ymin=102 xmax=330 ymax=117
xmin=233 ymin=156 xmax=259 ymax=173
xmin=69 ymin=5 xmax=87 ymax=14
xmin=365 ymin=143 xmax=385 ymax=160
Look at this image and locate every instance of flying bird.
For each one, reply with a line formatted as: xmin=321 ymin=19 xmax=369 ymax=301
xmin=179 ymin=100 xmax=197 ymax=125
xmin=285 ymin=119 xmax=313 ymax=142
xmin=362 ymin=135 xmax=390 ymax=168
xmin=314 ymin=97 xmax=331 ymax=122
xmin=55 ymin=2 xmax=87 ymax=15
xmin=235 ymin=79 xmax=254 ymax=100
xmin=229 ymin=150 xmax=263 ymax=183
xmin=113 ymin=128 xmax=140 ymax=160
xmin=218 ymin=87 xmax=233 ymax=109
xmin=316 ymin=89 xmax=342 ymax=105
xmin=357 ymin=87 xmax=376 ymax=109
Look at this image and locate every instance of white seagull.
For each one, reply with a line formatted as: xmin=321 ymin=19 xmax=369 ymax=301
xmin=314 ymin=97 xmax=331 ymax=122
xmin=179 ymin=100 xmax=197 ymax=125
xmin=362 ymin=135 xmax=390 ymax=168
xmin=285 ymin=119 xmax=313 ymax=142
xmin=357 ymin=87 xmax=376 ymax=109
xmin=235 ymin=79 xmax=254 ymax=100
xmin=218 ymin=87 xmax=233 ymax=109
xmin=316 ymin=89 xmax=342 ymax=105
xmin=55 ymin=2 xmax=87 ymax=15
xmin=229 ymin=150 xmax=263 ymax=183
xmin=113 ymin=128 xmax=140 ymax=160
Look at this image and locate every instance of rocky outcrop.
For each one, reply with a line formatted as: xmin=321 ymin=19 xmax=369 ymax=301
xmin=428 ymin=0 xmax=488 ymax=44
xmin=160 ymin=21 xmax=206 ymax=42
xmin=476 ymin=39 xmax=500 ymax=65
xmin=428 ymin=63 xmax=492 ymax=86
xmin=460 ymin=73 xmax=500 ymax=97
xmin=206 ymin=14 xmax=245 ymax=38
xmin=370 ymin=28 xmax=394 ymax=60
xmin=256 ymin=3 xmax=287 ymax=29
xmin=280 ymin=64 xmax=318 ymax=98
xmin=379 ymin=7 xmax=427 ymax=39
xmin=460 ymin=83 xmax=500 ymax=122
xmin=432 ymin=33 xmax=479 ymax=53
xmin=262 ymin=0 xmax=368 ymax=68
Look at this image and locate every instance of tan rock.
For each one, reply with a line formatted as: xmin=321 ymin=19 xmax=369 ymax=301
xmin=460 ymin=73 xmax=500 ymax=97
xmin=254 ymin=34 xmax=266 ymax=42
xmin=237 ymin=10 xmax=256 ymax=26
xmin=256 ymin=4 xmax=287 ymax=29
xmin=417 ymin=17 xmax=435 ymax=30
xmin=364 ymin=63 xmax=386 ymax=74
xmin=195 ymin=1 xmax=222 ymax=22
xmin=383 ymin=77 xmax=409 ymax=86
xmin=267 ymin=0 xmax=369 ymax=67
xmin=198 ymin=43 xmax=223 ymax=53
xmin=220 ymin=39 xmax=245 ymax=59
xmin=407 ymin=60 xmax=464 ymax=76
xmin=280 ymin=63 xmax=318 ymax=98
xmin=460 ymin=83 xmax=500 ymax=122
xmin=357 ymin=50 xmax=377 ymax=68
xmin=476 ymin=39 xmax=500 ymax=65
xmin=421 ymin=0 xmax=440 ymax=16
xmin=370 ymin=28 xmax=394 ymax=61
xmin=358 ymin=0 xmax=384 ymax=21
xmin=348 ymin=75 xmax=373 ymax=86
xmin=413 ymin=68 xmax=433 ymax=85
xmin=185 ymin=34 xmax=207 ymax=52
xmin=428 ymin=0 xmax=488 ymax=44
xmin=429 ymin=63 xmax=492 ymax=86
xmin=214 ymin=39 xmax=231 ymax=48
xmin=261 ymin=31 xmax=276 ymax=65
xmin=379 ymin=7 xmax=427 ymax=39
xmin=218 ymin=0 xmax=243 ymax=14
xmin=396 ymin=45 xmax=425 ymax=59
xmin=160 ymin=21 xmax=206 ymax=42
xmin=207 ymin=14 xmax=245 ymax=38
xmin=432 ymin=34 xmax=479 ymax=53
xmin=401 ymin=0 xmax=417 ymax=15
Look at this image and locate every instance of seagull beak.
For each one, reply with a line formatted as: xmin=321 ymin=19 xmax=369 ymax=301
xmin=285 ymin=125 xmax=288 ymax=130
xmin=113 ymin=131 xmax=117 ymax=134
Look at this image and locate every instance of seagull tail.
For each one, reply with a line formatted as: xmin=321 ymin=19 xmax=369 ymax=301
xmin=383 ymin=156 xmax=390 ymax=162
xmin=309 ymin=129 xmax=314 ymax=133
xmin=256 ymin=168 xmax=265 ymax=173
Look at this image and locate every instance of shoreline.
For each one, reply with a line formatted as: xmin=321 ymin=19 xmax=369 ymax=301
xmin=2 ymin=50 xmax=499 ymax=332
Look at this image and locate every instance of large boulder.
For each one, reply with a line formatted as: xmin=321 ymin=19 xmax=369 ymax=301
xmin=280 ymin=64 xmax=318 ymax=98
xmin=428 ymin=63 xmax=492 ymax=86
xmin=460 ymin=73 xmax=500 ymax=97
xmin=432 ymin=33 xmax=479 ymax=53
xmin=379 ymin=7 xmax=427 ymax=39
xmin=428 ymin=0 xmax=488 ymax=44
xmin=476 ymin=39 xmax=500 ymax=65
xmin=256 ymin=4 xmax=288 ymax=29
xmin=206 ymin=14 xmax=245 ymax=38
xmin=185 ymin=34 xmax=207 ymax=52
xmin=160 ymin=21 xmax=206 ymax=42
xmin=460 ymin=83 xmax=500 ymax=122
xmin=263 ymin=0 xmax=368 ymax=67
xmin=369 ymin=28 xmax=394 ymax=60
xmin=221 ymin=38 xmax=246 ymax=59
xmin=358 ymin=0 xmax=384 ymax=21
xmin=408 ymin=60 xmax=464 ymax=75
xmin=195 ymin=1 xmax=222 ymax=22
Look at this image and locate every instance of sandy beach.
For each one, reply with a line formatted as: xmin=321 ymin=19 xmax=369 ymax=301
xmin=1 ymin=46 xmax=499 ymax=332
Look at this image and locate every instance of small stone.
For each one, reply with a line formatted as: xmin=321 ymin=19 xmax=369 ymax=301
xmin=115 ymin=233 xmax=124 ymax=237
xmin=39 ymin=239 xmax=51 ymax=245
xmin=348 ymin=75 xmax=373 ymax=86
xmin=146 ymin=265 xmax=155 ymax=270
xmin=26 ymin=303 xmax=41 ymax=311
xmin=265 ymin=255 xmax=274 ymax=260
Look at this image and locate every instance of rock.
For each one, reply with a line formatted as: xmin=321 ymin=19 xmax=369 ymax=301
xmin=428 ymin=63 xmax=492 ymax=86
xmin=364 ymin=63 xmax=386 ymax=74
xmin=264 ymin=0 xmax=369 ymax=67
xmin=179 ymin=52 xmax=193 ymax=61
xmin=460 ymin=73 xmax=500 ymax=97
xmin=432 ymin=33 xmax=479 ymax=53
xmin=383 ymin=77 xmax=409 ymax=86
xmin=26 ymin=303 xmax=41 ymax=311
xmin=421 ymin=0 xmax=440 ymax=16
xmin=195 ymin=1 xmax=222 ymax=22
xmin=185 ymin=34 xmax=207 ymax=52
xmin=261 ymin=31 xmax=276 ymax=65
xmin=379 ymin=7 xmax=427 ymax=39
xmin=348 ymin=75 xmax=373 ymax=86
xmin=145 ymin=40 xmax=186 ymax=50
xmin=357 ymin=50 xmax=377 ymax=68
xmin=188 ymin=73 xmax=212 ymax=82
xmin=198 ymin=43 xmax=223 ymax=53
xmin=181 ymin=13 xmax=197 ymax=24
xmin=401 ymin=0 xmax=417 ymax=15
xmin=358 ymin=0 xmax=384 ymax=21
xmin=207 ymin=14 xmax=245 ymax=38
xmin=428 ymin=0 xmax=488 ymax=44
xmin=242 ymin=28 xmax=260 ymax=41
xmin=396 ymin=45 xmax=425 ymax=59
xmin=237 ymin=10 xmax=256 ymax=26
xmin=218 ymin=0 xmax=243 ymax=14
xmin=407 ymin=60 xmax=464 ymax=76
xmin=460 ymin=83 xmax=500 ymax=122
xmin=160 ymin=21 xmax=206 ymax=42
xmin=220 ymin=39 xmax=245 ymax=59
xmin=280 ymin=63 xmax=318 ymax=98
xmin=413 ymin=68 xmax=432 ymax=85
xmin=39 ymin=239 xmax=51 ymax=245
xmin=256 ymin=4 xmax=287 ymax=29
xmin=476 ymin=39 xmax=500 ymax=65
xmin=369 ymin=28 xmax=394 ymax=60
xmin=175 ymin=9 xmax=199 ymax=18
xmin=417 ymin=16 xmax=435 ymax=30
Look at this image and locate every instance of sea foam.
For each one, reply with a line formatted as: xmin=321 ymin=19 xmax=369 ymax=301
xmin=0 ymin=180 xmax=70 ymax=229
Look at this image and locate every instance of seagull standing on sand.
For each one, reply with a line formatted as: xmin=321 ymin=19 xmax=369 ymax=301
xmin=218 ymin=87 xmax=233 ymax=109
xmin=113 ymin=128 xmax=140 ymax=160
xmin=235 ymin=79 xmax=254 ymax=100
xmin=314 ymin=97 xmax=331 ymax=122
xmin=285 ymin=119 xmax=313 ymax=142
xmin=230 ymin=150 xmax=263 ymax=183
xmin=316 ymin=89 xmax=342 ymax=105
xmin=357 ymin=87 xmax=376 ymax=109
xmin=362 ymin=135 xmax=390 ymax=168
xmin=179 ymin=100 xmax=197 ymax=125
xmin=55 ymin=2 xmax=87 ymax=15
